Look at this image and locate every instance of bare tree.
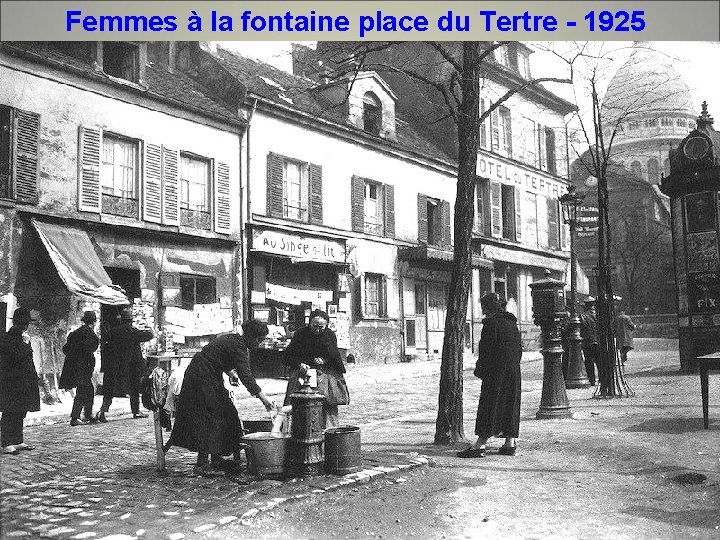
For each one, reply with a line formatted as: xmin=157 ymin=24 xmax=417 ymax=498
xmin=301 ymin=42 xmax=573 ymax=443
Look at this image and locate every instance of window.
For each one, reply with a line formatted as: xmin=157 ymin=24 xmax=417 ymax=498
xmin=647 ymin=158 xmax=660 ymax=184
xmin=180 ymin=274 xmax=216 ymax=310
xmin=517 ymin=51 xmax=531 ymax=79
xmin=664 ymin=158 xmax=671 ymax=177
xmin=418 ymin=194 xmax=449 ymax=246
xmin=475 ymin=177 xmax=489 ymax=234
xmin=628 ymin=121 xmax=640 ymax=131
xmin=102 ymin=134 xmax=138 ymax=200
xmin=283 ymin=159 xmax=309 ymax=221
xmin=0 ymin=105 xmax=39 ymax=203
xmin=644 ymin=118 xmax=658 ymax=128
xmin=180 ymin=154 xmax=210 ymax=212
xmin=547 ymin=198 xmax=560 ymax=249
xmin=363 ymin=92 xmax=382 ymax=136
xmin=102 ymin=42 xmax=139 ymax=83
xmin=630 ymin=160 xmax=642 ymax=180
xmin=495 ymin=45 xmax=510 ymax=67
xmin=363 ymin=273 xmax=386 ymax=318
xmin=545 ymin=127 xmax=556 ymax=174
xmin=493 ymin=265 xmax=507 ymax=300
xmin=501 ymin=184 xmax=517 ymax=241
xmin=427 ymin=198 xmax=441 ymax=245
xmin=489 ymin=106 xmax=512 ymax=156
xmin=427 ymin=282 xmax=448 ymax=332
xmin=364 ymin=181 xmax=384 ymax=235
xmin=677 ymin=118 xmax=687 ymax=127
xmin=661 ymin=117 xmax=673 ymax=127
xmin=523 ymin=192 xmax=538 ymax=248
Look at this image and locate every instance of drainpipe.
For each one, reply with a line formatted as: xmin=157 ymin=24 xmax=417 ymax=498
xmin=239 ymin=97 xmax=258 ymax=322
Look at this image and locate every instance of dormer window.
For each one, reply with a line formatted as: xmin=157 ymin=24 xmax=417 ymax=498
xmin=495 ymin=45 xmax=510 ymax=68
xmin=517 ymin=51 xmax=531 ymax=79
xmin=363 ymin=92 xmax=382 ymax=136
xmin=102 ymin=42 xmax=140 ymax=83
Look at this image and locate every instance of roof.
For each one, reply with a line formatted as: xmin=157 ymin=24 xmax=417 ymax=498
xmin=213 ymin=46 xmax=455 ymax=164
xmin=1 ymin=42 xmax=240 ymax=124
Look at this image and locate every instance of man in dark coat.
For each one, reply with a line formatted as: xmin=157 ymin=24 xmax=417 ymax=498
xmin=164 ymin=319 xmax=274 ymax=477
xmin=614 ymin=308 xmax=636 ymax=365
xmin=96 ymin=307 xmax=153 ymax=422
xmin=59 ymin=310 xmax=100 ymax=426
xmin=282 ymin=309 xmax=346 ymax=429
xmin=0 ymin=308 xmax=40 ymax=455
xmin=458 ymin=293 xmax=522 ymax=458
xmin=580 ymin=298 xmax=599 ymax=386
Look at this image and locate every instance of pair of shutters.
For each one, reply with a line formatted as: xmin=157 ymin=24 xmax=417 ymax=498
xmin=350 ymin=175 xmax=395 ymax=238
xmin=479 ymin=100 xmax=512 ymax=155
xmin=78 ymin=126 xmax=231 ymax=234
xmin=537 ymin=125 xmax=557 ymax=174
xmin=266 ymin=152 xmax=323 ymax=225
xmin=490 ymin=182 xmax=522 ymax=242
xmin=4 ymin=108 xmax=40 ymax=204
xmin=417 ymin=194 xmax=451 ymax=248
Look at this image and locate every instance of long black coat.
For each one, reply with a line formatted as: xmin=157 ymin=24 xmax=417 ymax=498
xmin=0 ymin=327 xmax=40 ymax=413
xmin=473 ymin=311 xmax=522 ymax=439
xmin=59 ymin=324 xmax=99 ymax=389
xmin=283 ymin=326 xmax=345 ymax=373
xmin=101 ymin=322 xmax=153 ymax=397
xmin=166 ymin=333 xmax=261 ymax=455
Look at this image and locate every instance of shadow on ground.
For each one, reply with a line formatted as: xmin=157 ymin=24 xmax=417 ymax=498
xmin=621 ymin=505 xmax=720 ymax=531
xmin=623 ymin=416 xmax=717 ymax=434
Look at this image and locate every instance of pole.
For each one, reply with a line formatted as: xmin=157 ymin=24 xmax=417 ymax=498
xmin=154 ymin=410 xmax=166 ymax=472
xmin=565 ymin=215 xmax=590 ymax=388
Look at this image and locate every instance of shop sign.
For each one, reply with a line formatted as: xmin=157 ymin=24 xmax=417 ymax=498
xmin=266 ymin=283 xmax=333 ymax=306
xmin=476 ymin=153 xmax=566 ymax=197
xmin=577 ymin=205 xmax=599 ymax=238
xmin=252 ymin=229 xmax=346 ymax=264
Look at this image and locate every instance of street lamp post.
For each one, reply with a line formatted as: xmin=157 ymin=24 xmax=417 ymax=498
xmin=560 ymin=186 xmax=591 ymax=389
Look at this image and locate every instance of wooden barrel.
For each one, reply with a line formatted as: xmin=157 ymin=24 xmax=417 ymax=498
xmin=324 ymin=426 xmax=361 ymax=475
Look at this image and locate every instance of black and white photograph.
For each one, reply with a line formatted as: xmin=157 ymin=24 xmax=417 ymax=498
xmin=2 ymin=33 xmax=720 ymax=540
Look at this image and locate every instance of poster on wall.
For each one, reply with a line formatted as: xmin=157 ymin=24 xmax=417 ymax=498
xmin=685 ymin=232 xmax=720 ymax=273
xmin=335 ymin=312 xmax=350 ymax=349
xmin=684 ymin=191 xmax=718 ymax=234
xmin=687 ymin=271 xmax=720 ymax=318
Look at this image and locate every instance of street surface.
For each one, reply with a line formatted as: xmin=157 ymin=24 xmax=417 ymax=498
xmin=2 ymin=340 xmax=720 ymax=539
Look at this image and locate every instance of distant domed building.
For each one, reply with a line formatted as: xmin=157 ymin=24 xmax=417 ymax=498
xmin=600 ymin=42 xmax=697 ymax=185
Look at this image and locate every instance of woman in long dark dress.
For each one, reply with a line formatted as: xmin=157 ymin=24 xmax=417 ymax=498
xmin=164 ymin=319 xmax=274 ymax=477
xmin=458 ymin=293 xmax=522 ymax=458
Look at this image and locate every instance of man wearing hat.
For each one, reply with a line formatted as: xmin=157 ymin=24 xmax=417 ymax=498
xmin=0 ymin=308 xmax=40 ymax=455
xmin=580 ymin=297 xmax=599 ymax=386
xmin=60 ymin=310 xmax=100 ymax=426
xmin=96 ymin=307 xmax=153 ymax=422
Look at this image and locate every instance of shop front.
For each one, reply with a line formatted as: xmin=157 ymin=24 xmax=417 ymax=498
xmin=248 ymin=226 xmax=349 ymax=377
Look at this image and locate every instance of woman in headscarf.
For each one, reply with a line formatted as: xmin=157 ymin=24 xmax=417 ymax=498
xmin=164 ymin=319 xmax=275 ymax=477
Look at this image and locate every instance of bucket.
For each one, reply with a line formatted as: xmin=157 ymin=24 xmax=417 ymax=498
xmin=242 ymin=419 xmax=273 ymax=434
xmin=324 ymin=425 xmax=362 ymax=475
xmin=240 ymin=432 xmax=289 ymax=478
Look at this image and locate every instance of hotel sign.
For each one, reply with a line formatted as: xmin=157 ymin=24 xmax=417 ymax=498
xmin=476 ymin=153 xmax=566 ymax=198
xmin=252 ymin=228 xmax=346 ymax=264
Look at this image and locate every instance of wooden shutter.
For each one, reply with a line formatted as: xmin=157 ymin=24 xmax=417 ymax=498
xmin=351 ymin=175 xmax=364 ymax=232
xmin=474 ymin=180 xmax=483 ymax=234
xmin=309 ymin=162 xmax=323 ymax=224
xmin=384 ymin=183 xmax=395 ymax=239
xmin=546 ymin=127 xmax=556 ymax=174
xmin=13 ymin=109 xmax=39 ymax=204
xmin=537 ymin=124 xmax=547 ymax=170
xmin=490 ymin=182 xmax=502 ymax=238
xmin=514 ymin=187 xmax=522 ymax=242
xmin=503 ymin=107 xmax=513 ymax=157
xmin=417 ymin=194 xmax=428 ymax=244
xmin=481 ymin=180 xmax=492 ymax=235
xmin=266 ymin=152 xmax=283 ymax=218
xmin=442 ymin=200 xmax=451 ymax=247
xmin=161 ymin=147 xmax=179 ymax=226
xmin=547 ymin=198 xmax=559 ymax=249
xmin=479 ymin=99 xmax=487 ymax=149
xmin=142 ymin=143 xmax=162 ymax=223
xmin=214 ymin=161 xmax=231 ymax=234
xmin=490 ymin=108 xmax=499 ymax=151
xmin=78 ymin=126 xmax=102 ymax=213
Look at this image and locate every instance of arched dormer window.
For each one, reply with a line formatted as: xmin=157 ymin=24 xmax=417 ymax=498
xmin=647 ymin=158 xmax=660 ymax=184
xmin=363 ymin=92 xmax=382 ymax=136
xmin=630 ymin=160 xmax=642 ymax=180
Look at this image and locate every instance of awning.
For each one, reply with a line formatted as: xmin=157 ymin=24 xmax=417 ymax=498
xmin=31 ymin=219 xmax=129 ymax=306
xmin=398 ymin=245 xmax=494 ymax=269
xmin=482 ymin=244 xmax=569 ymax=272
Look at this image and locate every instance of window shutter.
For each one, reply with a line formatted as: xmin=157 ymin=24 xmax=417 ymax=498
xmin=309 ymin=162 xmax=323 ymax=224
xmin=537 ymin=124 xmax=547 ymax=170
xmin=13 ymin=109 xmax=39 ymax=204
xmin=214 ymin=162 xmax=231 ymax=234
xmin=78 ymin=126 xmax=102 ymax=213
xmin=351 ymin=175 xmax=365 ymax=232
xmin=359 ymin=274 xmax=367 ymax=319
xmin=386 ymin=276 xmax=399 ymax=319
xmin=514 ymin=187 xmax=522 ymax=242
xmin=417 ymin=194 xmax=428 ymax=244
xmin=384 ymin=183 xmax=395 ymax=239
xmin=266 ymin=152 xmax=283 ymax=218
xmin=142 ymin=143 xmax=162 ymax=223
xmin=490 ymin=108 xmax=499 ymax=151
xmin=561 ymin=218 xmax=569 ymax=251
xmin=479 ymin=99 xmax=487 ymax=149
xmin=482 ymin=180 xmax=492 ymax=236
xmin=503 ymin=107 xmax=513 ymax=157
xmin=490 ymin=182 xmax=502 ymax=237
xmin=442 ymin=200 xmax=452 ymax=247
xmin=547 ymin=198 xmax=559 ymax=249
xmin=546 ymin=127 xmax=556 ymax=174
xmin=162 ymin=147 xmax=179 ymax=226
xmin=474 ymin=180 xmax=483 ymax=234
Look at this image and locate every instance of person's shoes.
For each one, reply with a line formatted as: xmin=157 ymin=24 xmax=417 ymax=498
xmin=95 ymin=412 xmax=108 ymax=423
xmin=85 ymin=416 xmax=99 ymax=424
xmin=211 ymin=458 xmax=243 ymax=473
xmin=193 ymin=464 xmax=225 ymax=478
xmin=15 ymin=443 xmax=35 ymax=451
xmin=498 ymin=445 xmax=517 ymax=456
xmin=70 ymin=418 xmax=88 ymax=426
xmin=133 ymin=412 xmax=149 ymax=419
xmin=2 ymin=445 xmax=20 ymax=455
xmin=457 ymin=446 xmax=486 ymax=458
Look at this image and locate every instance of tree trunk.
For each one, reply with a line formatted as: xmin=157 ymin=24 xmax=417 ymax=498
xmin=434 ymin=43 xmax=480 ymax=444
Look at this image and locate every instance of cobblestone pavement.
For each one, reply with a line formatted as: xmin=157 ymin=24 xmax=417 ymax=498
xmin=1 ymin=356 xmax=545 ymax=540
